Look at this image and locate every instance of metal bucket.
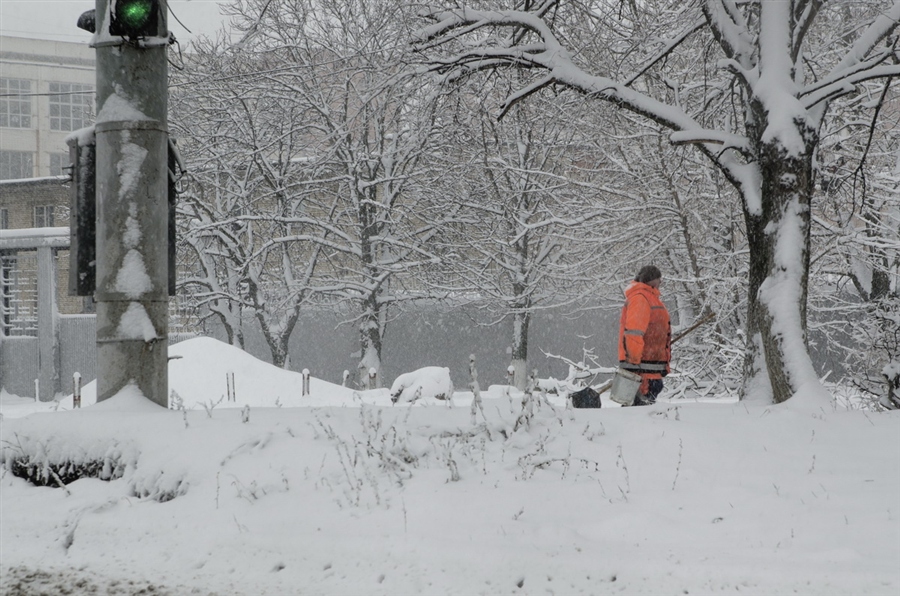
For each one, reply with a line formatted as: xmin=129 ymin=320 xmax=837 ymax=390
xmin=609 ymin=368 xmax=642 ymax=406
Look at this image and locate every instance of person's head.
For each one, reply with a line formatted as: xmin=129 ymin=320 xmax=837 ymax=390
xmin=635 ymin=265 xmax=662 ymax=288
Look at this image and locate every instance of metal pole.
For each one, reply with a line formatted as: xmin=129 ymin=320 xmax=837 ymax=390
xmin=93 ymin=0 xmax=169 ymax=407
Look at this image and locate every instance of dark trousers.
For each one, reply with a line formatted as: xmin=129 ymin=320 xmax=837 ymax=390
xmin=633 ymin=379 xmax=663 ymax=406
xmin=645 ymin=379 xmax=664 ymax=401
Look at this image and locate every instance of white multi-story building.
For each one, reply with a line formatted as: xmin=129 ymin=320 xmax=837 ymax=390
xmin=1 ymin=35 xmax=95 ymax=182
xmin=1 ymin=35 xmax=96 ymax=397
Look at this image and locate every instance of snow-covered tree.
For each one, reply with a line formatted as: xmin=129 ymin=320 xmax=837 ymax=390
xmin=174 ymin=0 xmax=457 ymax=383
xmin=171 ymin=38 xmax=322 ymax=368
xmin=414 ymin=0 xmax=900 ymax=404
xmin=808 ymin=75 xmax=899 ymax=405
xmin=430 ymin=86 xmax=615 ymax=389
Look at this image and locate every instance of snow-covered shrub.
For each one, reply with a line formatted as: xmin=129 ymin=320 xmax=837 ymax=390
xmin=390 ymin=367 xmax=454 ymax=404
xmin=128 ymin=470 xmax=189 ymax=503
xmin=2 ymin=434 xmax=134 ymax=489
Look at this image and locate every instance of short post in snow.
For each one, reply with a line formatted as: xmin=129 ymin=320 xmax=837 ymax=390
xmin=342 ymin=370 xmax=350 ymax=387
xmin=34 ymin=379 xmax=39 ymax=402
xmin=302 ymin=369 xmax=310 ymax=396
xmin=367 ymin=367 xmax=378 ymax=390
xmin=226 ymin=371 xmax=235 ymax=402
xmin=73 ymin=372 xmax=82 ymax=408
xmin=506 ymin=365 xmax=515 ymax=387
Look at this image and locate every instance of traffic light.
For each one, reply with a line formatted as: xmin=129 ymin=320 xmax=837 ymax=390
xmin=76 ymin=1 xmax=162 ymax=38
xmin=109 ymin=0 xmax=160 ymax=39
xmin=76 ymin=9 xmax=96 ymax=33
xmin=167 ymin=137 xmax=184 ymax=297
xmin=67 ymin=129 xmax=97 ymax=297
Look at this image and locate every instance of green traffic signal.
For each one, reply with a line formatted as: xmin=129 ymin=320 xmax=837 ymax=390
xmin=119 ymin=0 xmax=153 ymax=27
xmin=110 ymin=0 xmax=159 ymax=38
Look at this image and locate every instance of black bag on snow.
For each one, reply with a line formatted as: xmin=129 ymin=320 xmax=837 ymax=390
xmin=570 ymin=387 xmax=602 ymax=409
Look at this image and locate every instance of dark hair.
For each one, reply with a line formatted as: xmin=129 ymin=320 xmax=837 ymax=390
xmin=635 ymin=265 xmax=662 ymax=284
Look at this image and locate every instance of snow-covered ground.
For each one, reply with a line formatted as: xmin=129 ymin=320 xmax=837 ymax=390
xmin=1 ymin=337 xmax=898 ymax=595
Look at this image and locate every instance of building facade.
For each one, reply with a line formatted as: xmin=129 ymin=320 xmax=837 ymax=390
xmin=1 ymin=35 xmax=96 ymax=396
xmin=1 ymin=35 xmax=95 ymax=180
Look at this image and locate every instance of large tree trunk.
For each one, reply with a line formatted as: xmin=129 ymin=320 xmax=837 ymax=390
xmin=358 ymin=298 xmax=383 ymax=389
xmin=256 ymin=312 xmax=296 ymax=370
xmin=510 ymin=302 xmax=530 ymax=391
xmin=743 ymin=126 xmax=821 ymax=403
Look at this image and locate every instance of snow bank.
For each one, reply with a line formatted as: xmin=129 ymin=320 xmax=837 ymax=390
xmin=56 ymin=336 xmax=364 ymax=410
xmin=1 ymin=393 xmax=897 ymax=595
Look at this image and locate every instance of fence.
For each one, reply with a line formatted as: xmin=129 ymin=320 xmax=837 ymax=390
xmin=1 ymin=250 xmax=39 ymax=337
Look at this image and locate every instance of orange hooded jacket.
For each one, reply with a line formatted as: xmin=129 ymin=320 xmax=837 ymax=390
xmin=618 ymin=281 xmax=671 ymax=379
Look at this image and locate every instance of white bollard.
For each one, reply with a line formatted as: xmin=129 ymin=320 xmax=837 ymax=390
xmin=34 ymin=379 xmax=39 ymax=402
xmin=368 ymin=367 xmax=378 ymax=390
xmin=506 ymin=365 xmax=515 ymax=387
xmin=302 ymin=369 xmax=310 ymax=396
xmin=73 ymin=372 xmax=82 ymax=408
xmin=342 ymin=370 xmax=350 ymax=387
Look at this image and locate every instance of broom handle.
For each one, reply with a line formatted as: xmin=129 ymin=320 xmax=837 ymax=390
xmin=672 ymin=311 xmax=715 ymax=344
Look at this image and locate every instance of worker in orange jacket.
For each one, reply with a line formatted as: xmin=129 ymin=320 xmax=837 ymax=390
xmin=618 ymin=265 xmax=671 ymax=406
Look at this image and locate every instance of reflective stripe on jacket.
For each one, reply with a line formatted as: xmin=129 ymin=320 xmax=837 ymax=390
xmin=617 ymin=281 xmax=671 ymax=376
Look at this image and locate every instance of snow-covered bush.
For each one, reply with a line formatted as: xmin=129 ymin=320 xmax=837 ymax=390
xmin=390 ymin=367 xmax=454 ymax=404
xmin=2 ymin=434 xmax=135 ymax=489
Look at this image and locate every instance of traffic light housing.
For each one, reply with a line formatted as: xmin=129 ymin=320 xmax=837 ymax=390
xmin=76 ymin=1 xmax=163 ymax=39
xmin=76 ymin=9 xmax=96 ymax=33
xmin=109 ymin=0 xmax=160 ymax=39
xmin=68 ymin=129 xmax=97 ymax=297
xmin=67 ymin=130 xmax=181 ymax=297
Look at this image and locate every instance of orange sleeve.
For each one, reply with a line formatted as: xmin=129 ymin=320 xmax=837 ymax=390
xmin=623 ymin=296 xmax=650 ymax=364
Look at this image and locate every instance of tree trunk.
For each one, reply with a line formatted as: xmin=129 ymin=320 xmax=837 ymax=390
xmin=743 ymin=134 xmax=819 ymax=404
xmin=258 ymin=318 xmax=292 ymax=369
xmin=253 ymin=294 xmax=301 ymax=370
xmin=510 ymin=299 xmax=530 ymax=391
xmin=220 ymin=310 xmax=244 ymax=349
xmin=358 ymin=300 xmax=383 ymax=389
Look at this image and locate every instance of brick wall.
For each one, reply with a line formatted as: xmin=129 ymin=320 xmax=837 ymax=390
xmin=1 ymin=175 xmax=70 ymax=227
xmin=1 ymin=175 xmax=87 ymax=315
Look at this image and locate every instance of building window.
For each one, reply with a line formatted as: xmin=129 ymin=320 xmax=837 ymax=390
xmin=0 ymin=208 xmax=8 ymax=230
xmin=50 ymin=153 xmax=70 ymax=176
xmin=0 ymin=78 xmax=32 ymax=128
xmin=33 ymin=205 xmax=55 ymax=228
xmin=0 ymin=150 xmax=34 ymax=180
xmin=49 ymin=82 xmax=93 ymax=132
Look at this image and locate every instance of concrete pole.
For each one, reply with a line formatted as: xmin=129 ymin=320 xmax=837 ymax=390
xmin=93 ymin=0 xmax=169 ymax=406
